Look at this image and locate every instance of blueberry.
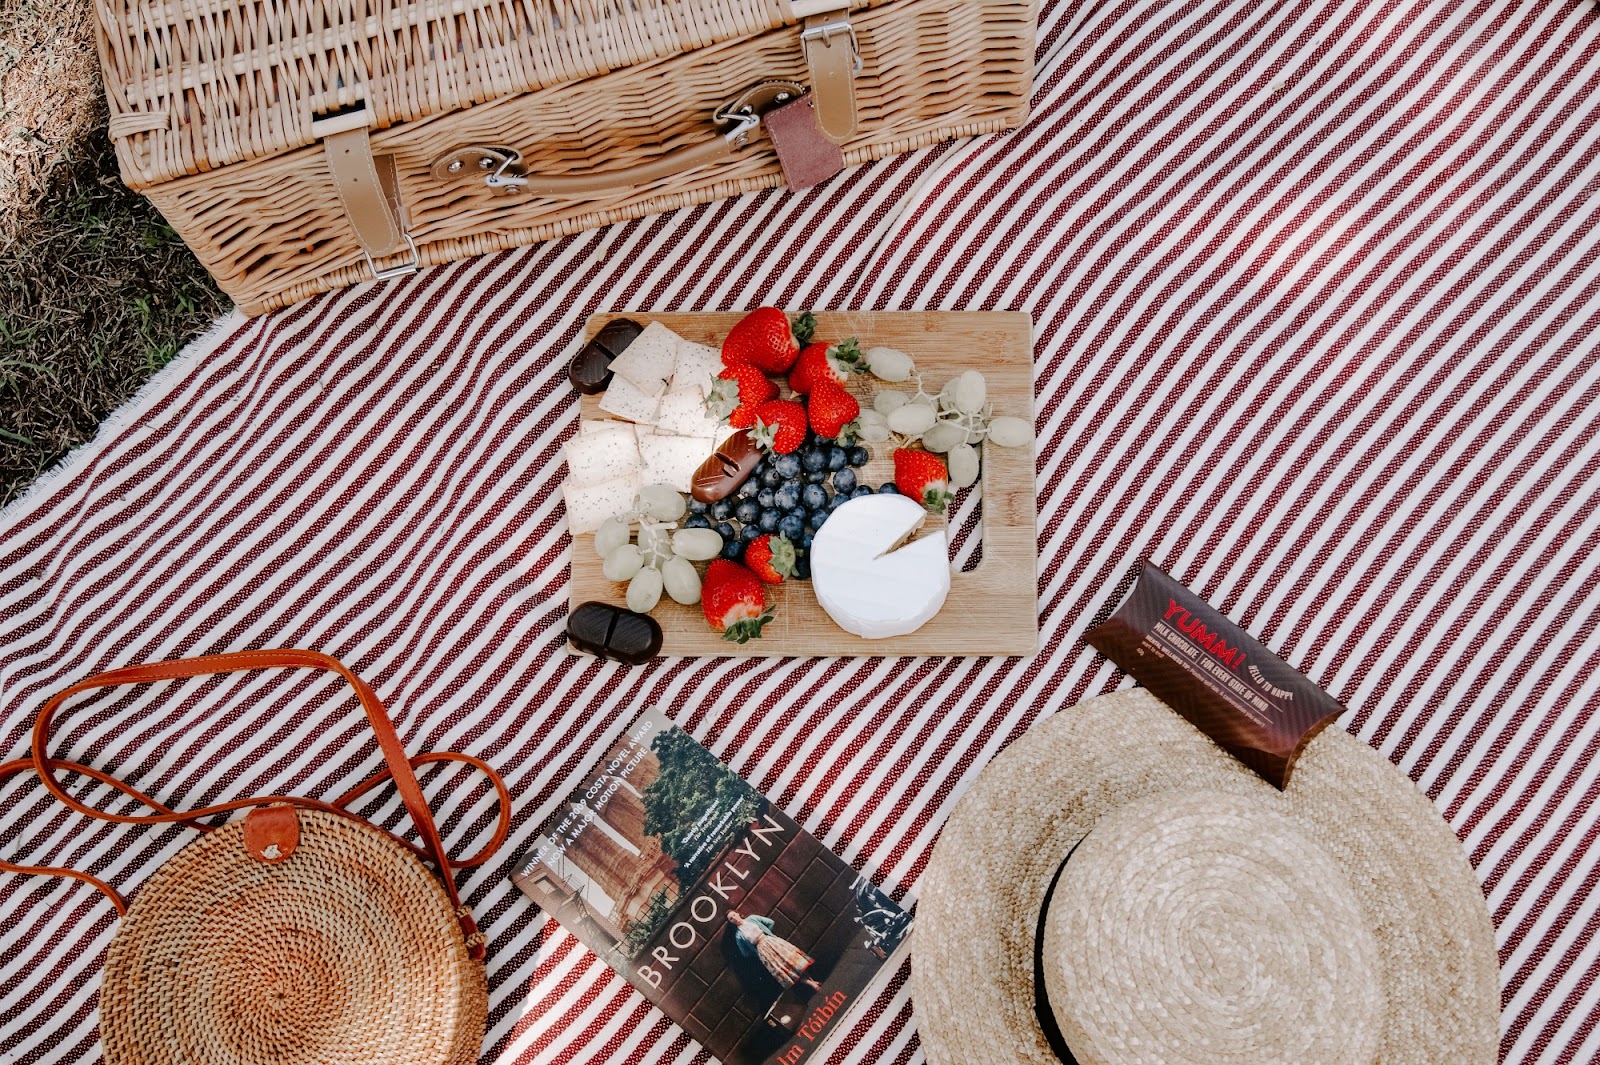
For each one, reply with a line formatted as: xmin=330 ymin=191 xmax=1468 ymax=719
xmin=848 ymin=446 xmax=870 ymax=467
xmin=832 ymin=468 xmax=857 ymax=494
xmin=687 ymin=498 xmax=707 ymax=514
xmin=764 ymin=467 xmax=786 ymax=487
xmin=685 ymin=514 xmax=711 ymax=529
xmin=735 ymin=500 xmax=760 ymax=524
xmin=812 ymin=435 xmax=835 ymax=447
xmin=774 ymin=454 xmax=801 ymax=478
xmin=737 ymin=478 xmax=761 ymax=500
xmin=720 ymin=539 xmax=744 ymax=561
xmin=801 ymin=448 xmax=827 ymax=473
xmin=800 ymin=530 xmax=815 ymax=551
xmin=710 ymin=500 xmax=733 ymax=521
xmin=751 ymin=458 xmax=768 ymax=478
xmin=757 ymin=488 xmax=775 ymax=509
xmin=779 ymin=514 xmax=806 ymax=541
xmin=829 ymin=493 xmax=852 ymax=511
xmin=802 ymin=483 xmax=829 ymax=510
xmin=715 ymin=521 xmax=737 ymax=541
xmin=852 ymin=485 xmax=874 ymax=499
xmin=788 ymin=506 xmax=808 ymax=524
xmin=758 ymin=509 xmax=781 ymax=533
xmin=774 ymin=484 xmax=801 ymax=511
xmin=739 ymin=524 xmax=762 ymax=544
xmin=808 ymin=509 xmax=830 ymax=532
xmin=793 ymin=555 xmax=811 ymax=581
xmin=804 ymin=469 xmax=827 ymax=484
xmin=827 ymin=448 xmax=848 ymax=472
xmin=879 ymin=483 xmax=900 ymax=494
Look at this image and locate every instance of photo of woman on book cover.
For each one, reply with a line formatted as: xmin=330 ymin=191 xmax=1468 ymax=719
xmin=727 ymin=911 xmax=823 ymax=993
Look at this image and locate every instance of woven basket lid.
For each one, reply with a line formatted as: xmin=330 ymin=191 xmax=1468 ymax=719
xmin=913 ymin=689 xmax=1500 ymax=1065
xmin=100 ymin=809 xmax=485 ymax=1065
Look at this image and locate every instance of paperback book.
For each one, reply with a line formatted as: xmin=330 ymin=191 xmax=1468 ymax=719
xmin=512 ymin=708 xmax=912 ymax=1065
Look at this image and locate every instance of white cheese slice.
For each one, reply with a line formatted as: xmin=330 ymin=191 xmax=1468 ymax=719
xmin=605 ymin=321 xmax=680 ymax=397
xmin=640 ymin=435 xmax=715 ymax=493
xmin=809 ymin=495 xmax=951 ymax=639
xmin=654 ymin=385 xmax=726 ymax=440
xmin=563 ymin=474 xmax=641 ymax=535
xmin=597 ymin=370 xmax=661 ymax=424
xmin=672 ymin=339 xmax=723 ymax=398
xmin=564 ymin=426 xmax=641 ymax=488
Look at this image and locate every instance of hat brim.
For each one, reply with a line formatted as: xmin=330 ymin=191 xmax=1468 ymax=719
xmin=912 ymin=689 xmax=1499 ymax=1065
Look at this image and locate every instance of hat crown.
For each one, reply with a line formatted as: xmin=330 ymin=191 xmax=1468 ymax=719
xmin=1041 ymin=790 xmax=1385 ymax=1065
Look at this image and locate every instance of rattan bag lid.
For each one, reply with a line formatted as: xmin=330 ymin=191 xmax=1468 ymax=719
xmin=100 ymin=809 xmax=486 ymax=1065
xmin=913 ymin=689 xmax=1500 ymax=1065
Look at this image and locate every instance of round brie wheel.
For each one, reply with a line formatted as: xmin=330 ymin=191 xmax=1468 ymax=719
xmin=809 ymin=495 xmax=952 ymax=639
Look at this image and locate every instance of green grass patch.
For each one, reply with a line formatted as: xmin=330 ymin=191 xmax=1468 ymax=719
xmin=0 ymin=127 xmax=229 ymax=506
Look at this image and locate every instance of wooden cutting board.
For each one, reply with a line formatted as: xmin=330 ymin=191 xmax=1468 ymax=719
xmin=568 ymin=310 xmax=1038 ymax=657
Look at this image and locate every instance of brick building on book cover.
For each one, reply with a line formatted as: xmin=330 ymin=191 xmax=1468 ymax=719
xmin=520 ymin=747 xmax=680 ymax=947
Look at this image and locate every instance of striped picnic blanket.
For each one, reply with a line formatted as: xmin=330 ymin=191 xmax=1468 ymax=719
xmin=5 ymin=0 xmax=1600 ymax=1061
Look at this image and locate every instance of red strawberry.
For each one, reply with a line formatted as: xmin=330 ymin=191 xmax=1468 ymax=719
xmin=788 ymin=338 xmax=863 ymax=395
xmin=744 ymin=535 xmax=798 ymax=584
xmin=807 ymin=380 xmax=860 ymax=442
xmin=750 ymin=399 xmax=808 ymax=454
xmin=722 ymin=307 xmax=801 ymax=374
xmin=702 ymin=559 xmax=774 ymax=642
xmin=706 ymin=364 xmax=777 ymax=428
xmin=894 ymin=448 xmax=955 ymax=513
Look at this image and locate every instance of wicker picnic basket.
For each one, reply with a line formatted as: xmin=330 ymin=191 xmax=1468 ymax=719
xmin=95 ymin=0 xmax=1038 ymax=315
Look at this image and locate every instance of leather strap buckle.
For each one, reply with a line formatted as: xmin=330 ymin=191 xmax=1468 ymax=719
xmin=800 ymin=18 xmax=863 ymax=75
xmin=315 ymin=100 xmax=418 ymax=278
xmin=799 ymin=10 xmax=861 ymax=143
xmin=363 ymin=231 xmax=420 ymax=281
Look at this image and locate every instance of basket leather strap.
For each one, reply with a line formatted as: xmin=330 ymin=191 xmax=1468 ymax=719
xmin=800 ymin=6 xmax=860 ymax=143
xmin=323 ymin=126 xmax=409 ymax=259
xmin=2 ymin=650 xmax=510 ymax=960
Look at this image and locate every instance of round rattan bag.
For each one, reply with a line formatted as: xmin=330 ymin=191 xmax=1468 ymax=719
xmin=1 ymin=651 xmax=510 ymax=1065
xmin=100 ymin=810 xmax=485 ymax=1065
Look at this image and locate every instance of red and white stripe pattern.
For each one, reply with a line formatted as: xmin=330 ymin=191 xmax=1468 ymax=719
xmin=4 ymin=0 xmax=1600 ymax=1061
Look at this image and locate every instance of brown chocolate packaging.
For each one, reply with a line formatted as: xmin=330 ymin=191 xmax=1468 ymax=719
xmin=1084 ymin=561 xmax=1345 ymax=789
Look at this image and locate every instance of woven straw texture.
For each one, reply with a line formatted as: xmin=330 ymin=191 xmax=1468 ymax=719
xmin=915 ymin=690 xmax=1501 ymax=1065
xmin=101 ymin=0 xmax=846 ymax=184
xmin=7 ymin=0 xmax=1600 ymax=1062
xmin=105 ymin=0 xmax=1035 ymax=314
xmin=1042 ymin=792 xmax=1385 ymax=1065
xmin=100 ymin=809 xmax=486 ymax=1065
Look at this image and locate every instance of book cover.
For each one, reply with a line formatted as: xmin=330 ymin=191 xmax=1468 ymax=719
xmin=511 ymin=708 xmax=912 ymax=1065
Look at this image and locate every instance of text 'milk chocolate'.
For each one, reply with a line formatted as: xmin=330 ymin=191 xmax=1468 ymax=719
xmin=1085 ymin=561 xmax=1344 ymax=789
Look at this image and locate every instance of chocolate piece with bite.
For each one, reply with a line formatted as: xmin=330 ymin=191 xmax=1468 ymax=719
xmin=691 ymin=429 xmax=763 ymax=503
xmin=568 ymin=318 xmax=645 ymax=395
xmin=568 ymin=601 xmax=663 ymax=663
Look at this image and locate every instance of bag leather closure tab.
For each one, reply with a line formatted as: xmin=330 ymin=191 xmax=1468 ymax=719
xmin=242 ymin=805 xmax=300 ymax=863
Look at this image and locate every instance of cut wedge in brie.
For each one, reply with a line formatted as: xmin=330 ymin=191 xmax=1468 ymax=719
xmin=810 ymin=495 xmax=951 ymax=639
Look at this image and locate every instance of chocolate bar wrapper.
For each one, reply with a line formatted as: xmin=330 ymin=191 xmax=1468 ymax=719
xmin=1085 ymin=561 xmax=1345 ymax=789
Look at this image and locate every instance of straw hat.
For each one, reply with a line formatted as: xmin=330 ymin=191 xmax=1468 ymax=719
xmin=914 ymin=689 xmax=1499 ymax=1065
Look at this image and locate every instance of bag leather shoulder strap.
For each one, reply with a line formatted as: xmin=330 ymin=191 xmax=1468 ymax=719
xmin=2 ymin=650 xmax=509 ymax=960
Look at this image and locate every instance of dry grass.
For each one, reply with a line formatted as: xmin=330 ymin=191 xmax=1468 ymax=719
xmin=1 ymin=0 xmax=102 ymax=242
xmin=0 ymin=9 xmax=228 ymax=508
